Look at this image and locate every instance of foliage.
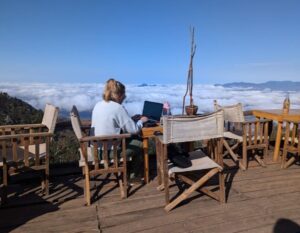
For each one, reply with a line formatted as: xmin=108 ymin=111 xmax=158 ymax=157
xmin=50 ymin=129 xmax=80 ymax=164
xmin=0 ymin=92 xmax=79 ymax=164
xmin=0 ymin=92 xmax=43 ymax=124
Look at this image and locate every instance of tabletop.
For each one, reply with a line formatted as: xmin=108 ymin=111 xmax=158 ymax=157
xmin=252 ymin=109 xmax=300 ymax=121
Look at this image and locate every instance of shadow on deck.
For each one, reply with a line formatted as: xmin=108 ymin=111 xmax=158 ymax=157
xmin=1 ymin=151 xmax=300 ymax=233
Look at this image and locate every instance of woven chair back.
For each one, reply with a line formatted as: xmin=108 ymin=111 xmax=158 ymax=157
xmin=214 ymin=100 xmax=245 ymax=123
xmin=162 ymin=110 xmax=224 ymax=144
xmin=42 ymin=103 xmax=59 ymax=133
xmin=70 ymin=105 xmax=83 ymax=139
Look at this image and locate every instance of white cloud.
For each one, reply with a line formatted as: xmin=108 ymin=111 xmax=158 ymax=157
xmin=1 ymin=83 xmax=299 ymax=117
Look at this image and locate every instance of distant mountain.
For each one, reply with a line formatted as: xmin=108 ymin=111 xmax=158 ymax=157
xmin=216 ymin=81 xmax=300 ymax=91
xmin=138 ymin=83 xmax=157 ymax=87
xmin=60 ymin=109 xmax=91 ymax=120
xmin=0 ymin=92 xmax=43 ymax=124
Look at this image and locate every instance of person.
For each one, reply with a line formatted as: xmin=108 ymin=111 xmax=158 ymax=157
xmin=91 ymin=78 xmax=148 ymax=179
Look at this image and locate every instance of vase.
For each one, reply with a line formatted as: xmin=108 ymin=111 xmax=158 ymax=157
xmin=185 ymin=105 xmax=198 ymax=115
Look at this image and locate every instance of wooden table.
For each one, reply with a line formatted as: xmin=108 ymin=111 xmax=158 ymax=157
xmin=141 ymin=125 xmax=163 ymax=183
xmin=252 ymin=109 xmax=300 ymax=162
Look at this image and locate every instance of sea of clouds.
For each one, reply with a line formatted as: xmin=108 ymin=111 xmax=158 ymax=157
xmin=1 ymin=83 xmax=299 ymax=118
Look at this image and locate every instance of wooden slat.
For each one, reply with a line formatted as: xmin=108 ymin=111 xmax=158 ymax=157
xmin=122 ymin=138 xmax=127 ymax=198
xmin=254 ymin=122 xmax=258 ymax=145
xmin=80 ymin=134 xmax=131 ymax=142
xmin=259 ymin=122 xmax=263 ymax=144
xmin=248 ymin=123 xmax=252 ymax=145
xmin=34 ymin=138 xmax=40 ymax=166
xmin=113 ymin=140 xmax=118 ymax=168
xmin=89 ymin=167 xmax=124 ymax=176
xmin=93 ymin=141 xmax=99 ymax=170
xmin=102 ymin=141 xmax=109 ymax=169
xmin=291 ymin=122 xmax=296 ymax=145
xmin=24 ymin=137 xmax=29 ymax=167
xmin=0 ymin=123 xmax=44 ymax=129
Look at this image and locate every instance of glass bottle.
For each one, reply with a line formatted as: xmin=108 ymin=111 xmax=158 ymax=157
xmin=283 ymin=93 xmax=290 ymax=114
xmin=162 ymin=101 xmax=171 ymax=116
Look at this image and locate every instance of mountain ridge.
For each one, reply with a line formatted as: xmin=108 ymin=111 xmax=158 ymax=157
xmin=215 ymin=81 xmax=300 ymax=91
xmin=0 ymin=92 xmax=43 ymax=124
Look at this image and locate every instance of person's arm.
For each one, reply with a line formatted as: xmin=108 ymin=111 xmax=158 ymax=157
xmin=118 ymin=106 xmax=148 ymax=134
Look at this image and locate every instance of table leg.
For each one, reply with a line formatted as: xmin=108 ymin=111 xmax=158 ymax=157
xmin=274 ymin=121 xmax=283 ymax=162
xmin=143 ymin=138 xmax=149 ymax=184
xmin=163 ymin=144 xmax=169 ymax=205
xmin=155 ymin=139 xmax=162 ymax=186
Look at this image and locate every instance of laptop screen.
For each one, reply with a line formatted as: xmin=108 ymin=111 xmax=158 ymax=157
xmin=142 ymin=101 xmax=163 ymax=121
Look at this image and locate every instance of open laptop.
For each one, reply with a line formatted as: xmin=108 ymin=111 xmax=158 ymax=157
xmin=142 ymin=101 xmax=163 ymax=122
xmin=132 ymin=101 xmax=163 ymax=127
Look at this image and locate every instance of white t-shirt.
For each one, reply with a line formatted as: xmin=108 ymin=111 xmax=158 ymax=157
xmin=91 ymin=100 xmax=143 ymax=136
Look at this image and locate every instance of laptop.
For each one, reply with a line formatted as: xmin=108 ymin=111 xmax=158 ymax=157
xmin=132 ymin=101 xmax=163 ymax=126
xmin=142 ymin=101 xmax=164 ymax=122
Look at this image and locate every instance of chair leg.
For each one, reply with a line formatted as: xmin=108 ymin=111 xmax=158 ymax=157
xmin=281 ymin=147 xmax=288 ymax=168
xmin=123 ymin=171 xmax=128 ymax=198
xmin=84 ymin=165 xmax=91 ymax=206
xmin=45 ymin=168 xmax=49 ymax=196
xmin=41 ymin=172 xmax=49 ymax=196
xmin=284 ymin=156 xmax=296 ymax=169
xmin=254 ymin=154 xmax=266 ymax=168
xmin=164 ymin=168 xmax=219 ymax=212
xmin=1 ymin=162 xmax=8 ymax=204
xmin=218 ymin=171 xmax=225 ymax=203
xmin=223 ymin=140 xmax=245 ymax=170
xmin=264 ymin=144 xmax=268 ymax=159
xmin=162 ymin=144 xmax=169 ymax=205
xmin=117 ymin=171 xmax=127 ymax=199
xmin=242 ymin=144 xmax=247 ymax=170
xmin=117 ymin=173 xmax=125 ymax=199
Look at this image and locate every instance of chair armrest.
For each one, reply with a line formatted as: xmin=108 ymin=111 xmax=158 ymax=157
xmin=242 ymin=119 xmax=271 ymax=125
xmin=0 ymin=123 xmax=46 ymax=130
xmin=79 ymin=133 xmax=131 ymax=142
xmin=0 ymin=132 xmax=53 ymax=140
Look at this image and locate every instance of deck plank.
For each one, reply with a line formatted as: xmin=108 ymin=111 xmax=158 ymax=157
xmin=1 ymin=155 xmax=300 ymax=233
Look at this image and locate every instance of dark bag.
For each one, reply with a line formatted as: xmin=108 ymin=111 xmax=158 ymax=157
xmin=168 ymin=144 xmax=192 ymax=168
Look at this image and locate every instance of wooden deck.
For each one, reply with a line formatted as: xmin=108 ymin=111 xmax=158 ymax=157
xmin=1 ymin=153 xmax=300 ymax=233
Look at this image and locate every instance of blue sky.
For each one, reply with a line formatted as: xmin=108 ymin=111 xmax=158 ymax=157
xmin=0 ymin=0 xmax=299 ymax=84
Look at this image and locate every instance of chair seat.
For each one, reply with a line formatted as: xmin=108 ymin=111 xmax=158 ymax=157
xmin=19 ymin=144 xmax=46 ymax=157
xmin=224 ymin=131 xmax=267 ymax=142
xmin=224 ymin=131 xmax=243 ymax=141
xmin=168 ymin=149 xmax=222 ymax=175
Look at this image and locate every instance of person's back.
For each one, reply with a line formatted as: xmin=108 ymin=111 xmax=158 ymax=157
xmin=91 ymin=78 xmax=148 ymax=180
xmin=92 ymin=100 xmax=141 ymax=135
xmin=91 ymin=79 xmax=147 ymax=136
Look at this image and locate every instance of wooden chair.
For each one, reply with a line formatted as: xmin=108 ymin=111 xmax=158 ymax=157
xmin=0 ymin=104 xmax=59 ymax=203
xmin=281 ymin=115 xmax=299 ymax=168
xmin=155 ymin=110 xmax=225 ymax=212
xmin=214 ymin=100 xmax=270 ymax=170
xmin=70 ymin=106 xmax=131 ymax=206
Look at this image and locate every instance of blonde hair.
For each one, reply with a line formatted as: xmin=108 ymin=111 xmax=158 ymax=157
xmin=102 ymin=79 xmax=125 ymax=102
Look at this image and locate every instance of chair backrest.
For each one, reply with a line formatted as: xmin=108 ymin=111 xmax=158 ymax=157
xmin=42 ymin=103 xmax=59 ymax=133
xmin=214 ymin=100 xmax=245 ymax=123
xmin=70 ymin=105 xmax=83 ymax=140
xmin=162 ymin=110 xmax=224 ymax=144
xmin=282 ymin=115 xmax=300 ymax=147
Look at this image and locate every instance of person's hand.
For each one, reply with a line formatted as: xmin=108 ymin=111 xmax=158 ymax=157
xmin=140 ymin=116 xmax=148 ymax=123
